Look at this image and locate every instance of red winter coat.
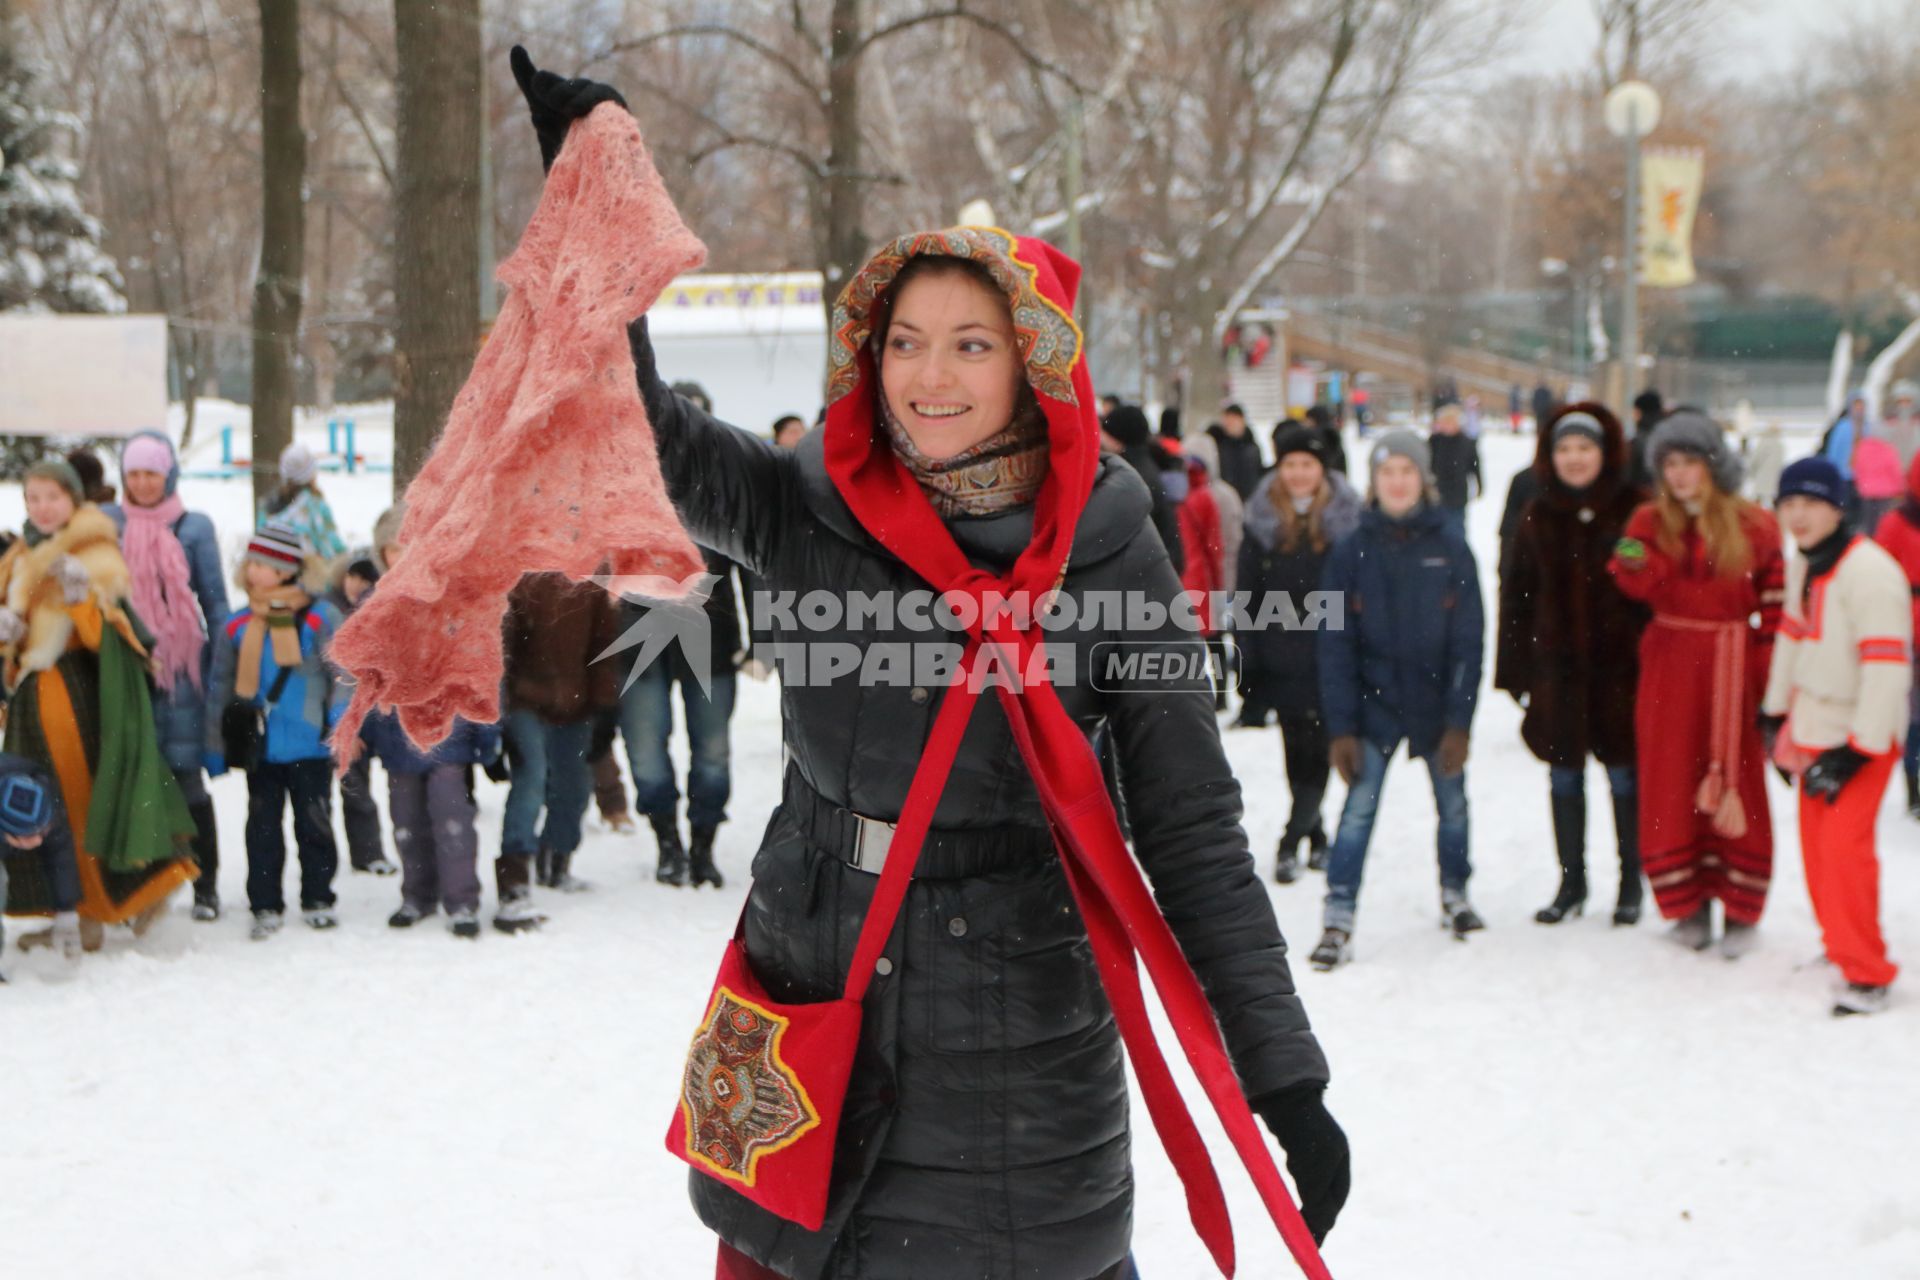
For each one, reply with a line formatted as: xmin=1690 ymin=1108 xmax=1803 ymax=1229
xmin=1608 ymin=501 xmax=1784 ymax=926
xmin=1178 ymin=459 xmax=1224 ymax=633
xmin=1871 ymin=453 xmax=1920 ymax=639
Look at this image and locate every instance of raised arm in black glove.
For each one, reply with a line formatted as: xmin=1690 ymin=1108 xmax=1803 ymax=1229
xmin=1802 ymin=744 xmax=1871 ymax=804
xmin=1252 ymin=1083 xmax=1352 ymax=1245
xmin=508 ymin=45 xmax=627 ymax=173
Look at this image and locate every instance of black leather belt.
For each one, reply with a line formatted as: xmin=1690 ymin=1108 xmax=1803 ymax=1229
xmin=781 ymin=767 xmax=1054 ymax=879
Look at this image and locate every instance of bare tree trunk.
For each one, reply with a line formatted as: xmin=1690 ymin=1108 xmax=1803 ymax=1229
xmin=821 ymin=0 xmax=867 ymax=325
xmin=251 ymin=0 xmax=305 ymax=509
xmin=391 ymin=0 xmax=481 ymax=490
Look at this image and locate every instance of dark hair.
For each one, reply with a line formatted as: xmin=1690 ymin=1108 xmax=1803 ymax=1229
xmin=66 ymin=448 xmax=116 ymax=504
xmin=1222 ymin=403 xmax=1247 ymax=419
xmin=770 ymin=414 xmax=805 ymax=441
xmin=879 ymin=255 xmax=1019 ymax=375
xmin=670 ymin=380 xmax=713 ymax=413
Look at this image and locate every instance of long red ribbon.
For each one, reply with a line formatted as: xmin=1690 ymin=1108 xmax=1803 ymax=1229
xmin=838 ymin=635 xmax=1333 ymax=1280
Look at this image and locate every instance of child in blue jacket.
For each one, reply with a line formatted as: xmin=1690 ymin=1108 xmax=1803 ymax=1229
xmin=207 ymin=521 xmax=345 ymax=939
xmin=1313 ymin=431 xmax=1485 ymax=970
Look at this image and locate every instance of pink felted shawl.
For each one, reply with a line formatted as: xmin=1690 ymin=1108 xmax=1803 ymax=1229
xmin=329 ymin=106 xmax=707 ymax=762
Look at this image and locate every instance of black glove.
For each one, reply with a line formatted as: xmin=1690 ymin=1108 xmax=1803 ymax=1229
xmin=1253 ymin=1084 xmax=1351 ymax=1245
xmin=1803 ymin=745 xmax=1871 ymax=804
xmin=509 ymin=45 xmax=627 ymax=173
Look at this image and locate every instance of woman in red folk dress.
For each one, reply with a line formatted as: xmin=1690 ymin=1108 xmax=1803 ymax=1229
xmin=1609 ymin=411 xmax=1785 ymax=958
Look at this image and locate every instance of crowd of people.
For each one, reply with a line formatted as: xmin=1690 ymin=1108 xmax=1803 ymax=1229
xmin=1 ymin=383 xmax=1913 ymax=1020
xmin=1092 ymin=385 xmax=1912 ymax=1015
xmin=0 ymin=425 xmax=767 ymax=969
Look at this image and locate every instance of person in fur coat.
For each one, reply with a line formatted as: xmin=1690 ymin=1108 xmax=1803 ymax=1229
xmin=1496 ymin=405 xmax=1651 ymax=927
xmin=1608 ymin=411 xmax=1785 ymax=957
xmin=0 ymin=459 xmax=197 ymax=950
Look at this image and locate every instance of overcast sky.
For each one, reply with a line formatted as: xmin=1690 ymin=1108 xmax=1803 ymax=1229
xmin=1503 ymin=0 xmax=1897 ymax=79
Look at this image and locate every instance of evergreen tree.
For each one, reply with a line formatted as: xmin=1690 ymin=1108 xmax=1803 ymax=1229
xmin=0 ymin=34 xmax=125 ymax=313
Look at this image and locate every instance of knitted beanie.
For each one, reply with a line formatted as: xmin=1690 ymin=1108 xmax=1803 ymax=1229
xmin=122 ymin=434 xmax=176 ymax=477
xmin=1648 ymin=410 xmax=1742 ymax=495
xmin=1367 ymin=430 xmax=1432 ymax=484
xmin=1272 ymin=422 xmax=1330 ymax=468
xmin=1776 ymin=456 xmax=1847 ymax=509
xmin=246 ymin=520 xmax=308 ymax=572
xmin=279 ymin=441 xmax=318 ymax=486
xmin=1550 ymin=411 xmax=1607 ymax=448
xmin=24 ymin=457 xmax=86 ymax=505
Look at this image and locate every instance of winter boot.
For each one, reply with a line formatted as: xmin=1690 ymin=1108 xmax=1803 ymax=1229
xmin=547 ymin=850 xmax=594 ymax=894
xmin=188 ymin=797 xmax=220 ymax=921
xmin=1441 ymin=887 xmax=1486 ymax=938
xmin=1535 ymin=791 xmax=1588 ymax=924
xmin=249 ymin=910 xmax=284 ymax=941
xmin=1306 ymin=825 xmax=1329 ymax=872
xmin=388 ymin=902 xmax=432 ymax=929
xmin=688 ymin=826 xmax=725 ymax=889
xmin=52 ymin=912 xmax=82 ymax=966
xmin=1719 ymin=919 xmax=1759 ymax=961
xmin=1274 ymin=835 xmax=1301 ymax=885
xmin=652 ymin=814 xmax=689 ymax=887
xmin=1906 ymin=770 xmax=1920 ymax=819
xmin=1832 ymin=982 xmax=1890 ymax=1017
xmin=1668 ymin=904 xmax=1714 ymax=951
xmin=302 ymin=904 xmax=339 ymax=930
xmin=534 ymin=848 xmax=554 ymax=888
xmin=1309 ymin=927 xmax=1352 ymax=971
xmin=447 ymin=907 xmax=482 ymax=939
xmin=493 ymin=854 xmax=546 ymax=934
xmin=1611 ymin=788 xmax=1644 ymax=927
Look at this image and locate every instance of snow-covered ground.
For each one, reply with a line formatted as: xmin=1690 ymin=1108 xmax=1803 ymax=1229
xmin=1 ymin=416 xmax=1917 ymax=1279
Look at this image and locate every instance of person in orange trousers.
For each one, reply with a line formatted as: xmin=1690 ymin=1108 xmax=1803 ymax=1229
xmin=1761 ymin=457 xmax=1908 ymax=1016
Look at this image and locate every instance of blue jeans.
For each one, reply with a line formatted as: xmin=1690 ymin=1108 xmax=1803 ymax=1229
xmin=502 ymin=710 xmax=594 ymax=857
xmin=620 ymin=659 xmax=736 ymax=830
xmin=1324 ymin=738 xmax=1470 ymax=930
xmin=1548 ymin=763 xmax=1636 ymax=801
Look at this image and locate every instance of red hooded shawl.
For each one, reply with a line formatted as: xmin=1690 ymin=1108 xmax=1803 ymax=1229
xmin=823 ymin=226 xmax=1330 ymax=1280
xmin=328 ymin=106 xmax=707 ymax=760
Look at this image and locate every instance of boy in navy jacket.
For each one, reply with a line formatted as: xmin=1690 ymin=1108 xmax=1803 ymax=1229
xmin=1314 ymin=431 xmax=1485 ymax=969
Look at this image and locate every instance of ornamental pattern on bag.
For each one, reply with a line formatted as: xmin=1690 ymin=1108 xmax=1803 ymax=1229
xmin=826 ymin=225 xmax=1083 ymax=408
xmin=679 ymin=989 xmax=821 ymax=1184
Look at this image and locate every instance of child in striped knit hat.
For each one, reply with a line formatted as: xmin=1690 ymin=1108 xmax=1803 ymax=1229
xmin=206 ymin=521 xmax=345 ymax=940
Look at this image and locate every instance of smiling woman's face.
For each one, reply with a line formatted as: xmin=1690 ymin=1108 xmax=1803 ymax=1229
xmin=879 ymin=263 xmax=1022 ymax=461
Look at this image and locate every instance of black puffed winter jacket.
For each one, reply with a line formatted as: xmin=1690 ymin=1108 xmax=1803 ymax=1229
xmin=640 ymin=355 xmax=1329 ymax=1280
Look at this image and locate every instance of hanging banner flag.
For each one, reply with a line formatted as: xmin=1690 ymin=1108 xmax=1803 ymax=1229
xmin=1640 ymin=147 xmax=1705 ymax=288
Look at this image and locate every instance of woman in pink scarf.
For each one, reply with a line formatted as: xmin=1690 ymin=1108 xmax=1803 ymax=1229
xmin=105 ymin=431 xmax=232 ymax=920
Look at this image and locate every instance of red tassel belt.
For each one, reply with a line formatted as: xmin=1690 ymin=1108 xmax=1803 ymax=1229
xmin=1652 ymin=613 xmax=1751 ymax=837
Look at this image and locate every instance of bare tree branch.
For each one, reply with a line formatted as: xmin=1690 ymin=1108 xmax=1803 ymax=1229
xmin=595 ymin=24 xmax=824 ymax=109
xmin=855 ymin=7 xmax=1091 ymax=95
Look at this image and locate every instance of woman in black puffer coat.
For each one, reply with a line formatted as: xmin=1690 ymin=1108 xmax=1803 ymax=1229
xmin=1238 ymin=424 xmax=1363 ymax=884
xmin=511 ymin=54 xmax=1345 ymax=1280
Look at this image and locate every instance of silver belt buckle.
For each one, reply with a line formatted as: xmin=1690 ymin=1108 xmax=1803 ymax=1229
xmin=850 ymin=813 xmax=897 ymax=874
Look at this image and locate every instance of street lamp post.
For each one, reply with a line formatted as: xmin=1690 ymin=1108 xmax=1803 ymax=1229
xmin=1604 ymin=81 xmax=1661 ymax=412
